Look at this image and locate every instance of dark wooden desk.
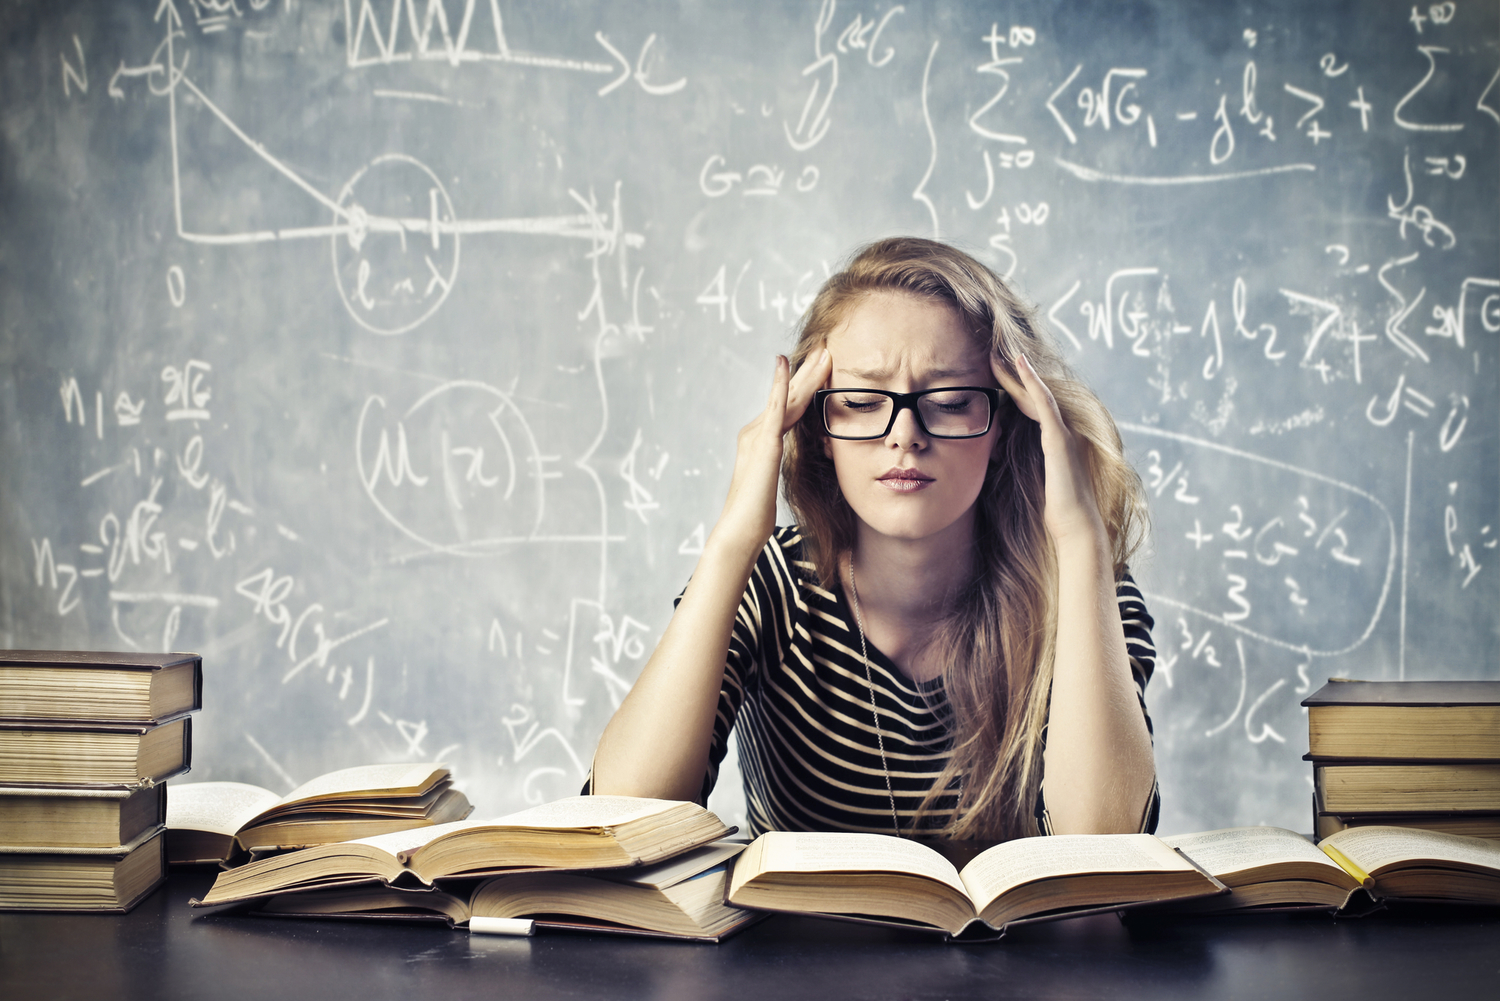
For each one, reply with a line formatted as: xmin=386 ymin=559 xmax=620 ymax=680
xmin=3 ymin=872 xmax=1497 ymax=1000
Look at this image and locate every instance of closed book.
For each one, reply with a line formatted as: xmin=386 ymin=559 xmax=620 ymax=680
xmin=1315 ymin=810 xmax=1500 ymax=841
xmin=0 ymin=650 xmax=201 ymax=723
xmin=1315 ymin=762 xmax=1500 ymax=813
xmin=0 ymin=716 xmax=191 ymax=787
xmin=0 ymin=783 xmax=166 ymax=849
xmin=1302 ymin=680 xmax=1500 ymax=761
xmin=0 ymin=826 xmax=166 ymax=912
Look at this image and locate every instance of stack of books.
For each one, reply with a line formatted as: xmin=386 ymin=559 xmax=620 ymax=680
xmin=1304 ymin=680 xmax=1500 ymax=840
xmin=189 ymin=795 xmax=759 ymax=941
xmin=0 ymin=649 xmax=202 ymax=911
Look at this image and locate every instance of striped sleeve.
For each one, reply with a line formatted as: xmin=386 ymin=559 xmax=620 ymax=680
xmin=681 ymin=531 xmax=802 ymax=805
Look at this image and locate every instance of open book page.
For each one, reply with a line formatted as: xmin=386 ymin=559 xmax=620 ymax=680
xmin=1164 ymin=827 xmax=1350 ymax=883
xmin=354 ymin=818 xmax=477 ymax=858
xmin=1321 ymin=825 xmax=1500 ymax=875
xmin=752 ymin=832 xmax=968 ymax=898
xmin=611 ymin=841 xmax=746 ymax=890
xmin=167 ymin=782 xmax=279 ymax=837
xmin=487 ymin=795 xmax=687 ymax=829
xmin=959 ymin=834 xmax=1189 ymax=911
xmin=264 ymin=763 xmax=447 ymax=815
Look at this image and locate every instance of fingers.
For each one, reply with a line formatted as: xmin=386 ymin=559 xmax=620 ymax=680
xmin=765 ymin=354 xmax=789 ymax=407
xmin=993 ymin=351 xmax=1064 ymax=432
xmin=783 ymin=347 xmax=831 ymax=430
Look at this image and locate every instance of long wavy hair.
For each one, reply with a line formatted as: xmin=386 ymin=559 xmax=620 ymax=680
xmin=783 ymin=237 xmax=1148 ymax=841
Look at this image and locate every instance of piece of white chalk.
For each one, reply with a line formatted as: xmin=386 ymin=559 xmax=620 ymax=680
xmin=469 ymin=916 xmax=536 ymax=937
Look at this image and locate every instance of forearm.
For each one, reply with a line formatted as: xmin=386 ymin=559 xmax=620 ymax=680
xmin=1040 ymin=534 xmax=1157 ymax=834
xmin=590 ymin=532 xmax=762 ymax=801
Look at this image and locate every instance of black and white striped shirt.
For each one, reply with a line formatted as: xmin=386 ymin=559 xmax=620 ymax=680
xmin=695 ymin=526 xmax=1160 ymax=839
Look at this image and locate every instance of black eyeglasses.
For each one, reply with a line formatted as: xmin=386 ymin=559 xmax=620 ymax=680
xmin=814 ymin=387 xmax=1004 ymax=440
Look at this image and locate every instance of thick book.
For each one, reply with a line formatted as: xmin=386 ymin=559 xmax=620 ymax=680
xmin=0 ymin=826 xmax=165 ymax=912
xmin=0 ymin=783 xmax=166 ymax=850
xmin=1315 ymin=811 xmax=1500 ymax=841
xmin=725 ymin=831 xmax=1226 ymax=939
xmin=0 ymin=716 xmax=190 ymax=787
xmin=1152 ymin=826 xmax=1369 ymax=912
xmin=193 ymin=796 xmax=733 ymax=906
xmin=1310 ymin=825 xmax=1500 ymax=905
xmin=249 ymin=841 xmax=756 ymax=941
xmin=0 ymin=649 xmax=202 ymax=723
xmin=165 ymin=764 xmax=472 ymax=861
xmin=470 ymin=841 xmax=757 ymax=941
xmin=1314 ymin=762 xmax=1500 ymax=813
xmin=1302 ymin=680 xmax=1500 ymax=760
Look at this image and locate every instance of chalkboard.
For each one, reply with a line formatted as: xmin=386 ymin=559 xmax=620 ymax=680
xmin=1 ymin=0 xmax=1495 ymax=837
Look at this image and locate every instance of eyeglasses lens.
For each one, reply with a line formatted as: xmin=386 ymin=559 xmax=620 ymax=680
xmin=823 ymin=390 xmax=991 ymax=438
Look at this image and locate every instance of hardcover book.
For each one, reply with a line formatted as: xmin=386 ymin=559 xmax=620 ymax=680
xmin=0 ymin=826 xmax=166 ymax=912
xmin=1303 ymin=680 xmax=1500 ymax=761
xmin=0 ymin=783 xmax=166 ymax=850
xmin=0 ymin=650 xmax=202 ymax=724
xmin=0 ymin=716 xmax=191 ymax=787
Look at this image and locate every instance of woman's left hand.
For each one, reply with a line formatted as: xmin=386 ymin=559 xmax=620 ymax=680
xmin=992 ymin=352 xmax=1108 ymax=550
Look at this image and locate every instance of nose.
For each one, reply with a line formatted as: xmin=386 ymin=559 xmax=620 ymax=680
xmin=885 ymin=404 xmax=928 ymax=450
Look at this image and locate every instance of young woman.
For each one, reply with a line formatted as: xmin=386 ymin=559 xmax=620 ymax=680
xmin=592 ymin=238 xmax=1158 ymax=841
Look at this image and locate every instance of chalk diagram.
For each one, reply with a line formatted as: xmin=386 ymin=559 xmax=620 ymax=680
xmin=115 ymin=0 xmax=645 ymax=335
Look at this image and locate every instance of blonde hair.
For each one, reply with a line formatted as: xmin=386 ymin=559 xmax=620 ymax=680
xmin=783 ymin=237 xmax=1148 ymax=841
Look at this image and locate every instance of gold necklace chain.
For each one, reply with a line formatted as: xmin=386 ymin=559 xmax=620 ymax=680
xmin=845 ymin=555 xmax=903 ymax=837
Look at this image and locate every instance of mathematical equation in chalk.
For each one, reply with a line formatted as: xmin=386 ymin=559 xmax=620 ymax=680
xmin=1122 ymin=427 xmax=1398 ymax=657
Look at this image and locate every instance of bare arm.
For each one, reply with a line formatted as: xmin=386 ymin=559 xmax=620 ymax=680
xmin=995 ymin=354 xmax=1157 ymax=834
xmin=591 ymin=350 xmax=831 ymax=800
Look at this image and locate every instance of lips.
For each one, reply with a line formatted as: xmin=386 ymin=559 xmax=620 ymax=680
xmin=877 ymin=467 xmax=934 ymax=492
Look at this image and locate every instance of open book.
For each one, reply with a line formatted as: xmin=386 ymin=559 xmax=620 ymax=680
xmin=470 ymin=840 xmax=756 ymax=941
xmin=193 ymin=796 xmax=733 ymax=906
xmin=166 ymin=764 xmax=471 ymax=861
xmin=1137 ymin=825 xmax=1500 ymax=915
xmin=1155 ymin=826 xmax=1368 ymax=912
xmin=726 ymin=831 xmax=1224 ymax=939
xmin=1316 ymin=825 xmax=1500 ymax=905
xmin=251 ymin=841 xmax=755 ymax=941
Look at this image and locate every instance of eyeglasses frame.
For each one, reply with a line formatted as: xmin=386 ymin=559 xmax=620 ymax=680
xmin=813 ymin=386 xmax=1005 ymax=440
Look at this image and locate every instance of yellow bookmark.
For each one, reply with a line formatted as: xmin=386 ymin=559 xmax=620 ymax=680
xmin=1320 ymin=844 xmax=1376 ymax=890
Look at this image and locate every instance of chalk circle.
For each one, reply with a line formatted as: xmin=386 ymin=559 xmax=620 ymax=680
xmin=356 ymin=381 xmax=546 ymax=556
xmin=332 ymin=153 xmax=460 ymax=336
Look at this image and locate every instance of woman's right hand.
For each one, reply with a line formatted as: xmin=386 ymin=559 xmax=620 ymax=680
xmin=714 ymin=348 xmax=831 ymax=553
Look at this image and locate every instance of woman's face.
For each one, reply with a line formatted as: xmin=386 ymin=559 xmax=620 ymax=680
xmin=822 ymin=291 xmax=1001 ymax=547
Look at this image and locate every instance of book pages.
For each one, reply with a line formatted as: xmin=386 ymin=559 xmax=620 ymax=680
xmin=960 ymin=834 xmax=1187 ymax=909
xmin=167 ymin=782 xmax=279 ymax=837
xmin=754 ymin=832 xmax=968 ymax=898
xmin=1321 ymin=825 xmax=1500 ymax=875
xmin=355 ymin=818 xmax=477 ymax=857
xmin=488 ymin=795 xmax=685 ymax=829
xmin=1164 ymin=826 xmax=1347 ymax=881
xmin=266 ymin=763 xmax=446 ymax=813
